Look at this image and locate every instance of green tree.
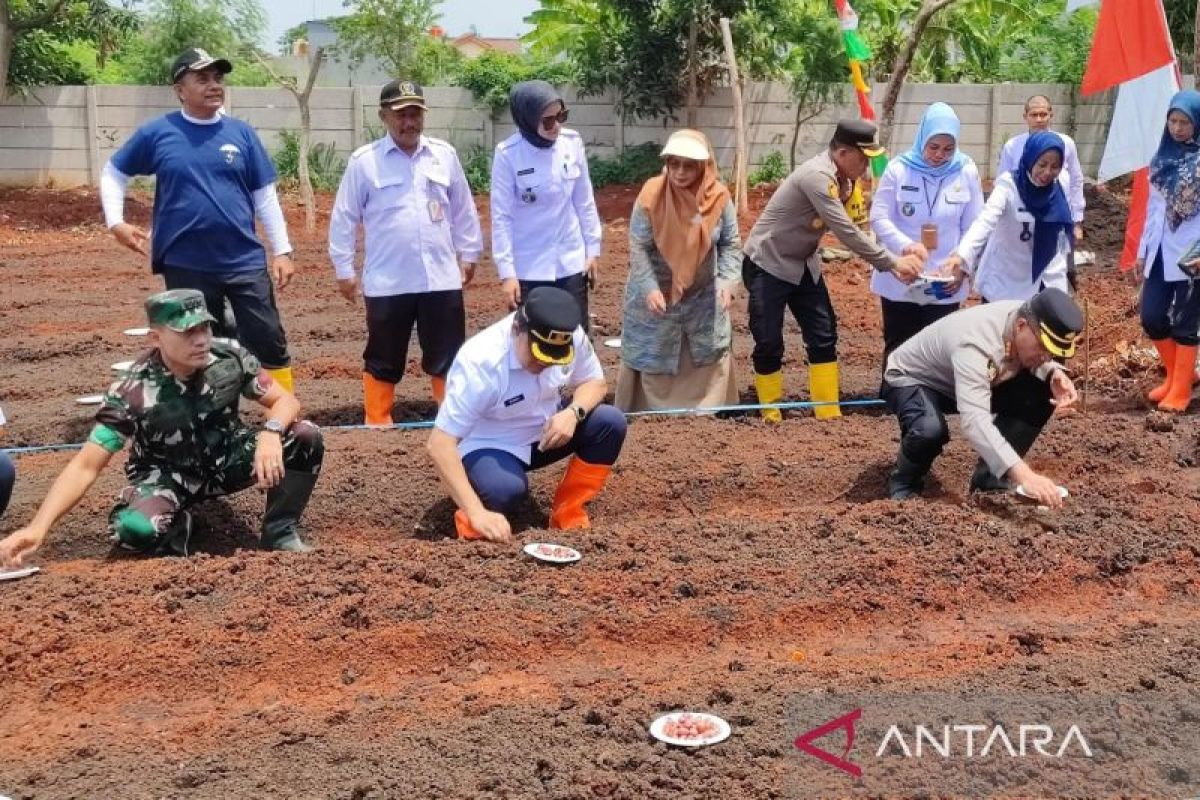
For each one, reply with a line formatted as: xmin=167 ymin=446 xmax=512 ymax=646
xmin=524 ymin=0 xmax=802 ymax=119
xmin=1 ymin=0 xmax=139 ymax=97
xmin=456 ymin=49 xmax=574 ymax=112
xmin=332 ymin=0 xmax=442 ymax=83
xmin=120 ymin=0 xmax=271 ymax=86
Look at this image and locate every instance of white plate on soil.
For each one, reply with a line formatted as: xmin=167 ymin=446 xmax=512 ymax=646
xmin=110 ymin=360 xmax=135 ymax=372
xmin=123 ymin=327 xmax=150 ymax=336
xmin=603 ymin=338 xmax=621 ymax=349
xmin=75 ymin=394 xmax=104 ymax=405
xmin=522 ymin=542 xmax=581 ymax=564
xmin=0 ymin=566 xmax=40 ymax=582
xmin=649 ymin=712 xmax=731 ymax=747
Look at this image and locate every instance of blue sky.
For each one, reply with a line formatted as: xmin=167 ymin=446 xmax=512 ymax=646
xmin=259 ymin=0 xmax=540 ymax=50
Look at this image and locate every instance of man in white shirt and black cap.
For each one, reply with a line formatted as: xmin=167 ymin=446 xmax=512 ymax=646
xmin=881 ymin=287 xmax=1083 ymax=508
xmin=426 ymin=286 xmax=627 ymax=542
xmin=329 ymin=79 xmax=482 ymax=424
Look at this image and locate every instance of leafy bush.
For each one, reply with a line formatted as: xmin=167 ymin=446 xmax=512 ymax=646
xmin=461 ymin=146 xmax=492 ymax=194
xmin=456 ymin=51 xmax=576 ymax=113
xmin=272 ymin=129 xmax=346 ymax=191
xmin=586 ymin=142 xmax=662 ymax=190
xmin=749 ymin=151 xmax=788 ymax=187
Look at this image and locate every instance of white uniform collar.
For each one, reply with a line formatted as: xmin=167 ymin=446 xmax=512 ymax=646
xmin=180 ymin=109 xmax=222 ymax=126
xmin=382 ymin=134 xmax=430 ymax=158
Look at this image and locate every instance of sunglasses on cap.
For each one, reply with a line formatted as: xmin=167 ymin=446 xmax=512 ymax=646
xmin=541 ymin=109 xmax=569 ymax=129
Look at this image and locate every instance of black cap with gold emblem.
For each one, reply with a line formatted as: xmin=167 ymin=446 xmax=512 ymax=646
xmin=379 ymin=79 xmax=426 ymax=111
xmin=1027 ymin=287 xmax=1084 ymax=358
xmin=518 ymin=287 xmax=581 ymax=366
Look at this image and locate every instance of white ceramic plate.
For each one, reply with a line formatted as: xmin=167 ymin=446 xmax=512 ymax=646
xmin=0 ymin=566 xmax=40 ymax=582
xmin=110 ymin=360 xmax=135 ymax=372
xmin=603 ymin=338 xmax=622 ymax=348
xmin=123 ymin=327 xmax=150 ymax=336
xmin=649 ymin=712 xmax=731 ymax=747
xmin=75 ymin=394 xmax=104 ymax=405
xmin=522 ymin=542 xmax=582 ymax=564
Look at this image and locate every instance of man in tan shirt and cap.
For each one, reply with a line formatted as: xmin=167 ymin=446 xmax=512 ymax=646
xmin=743 ymin=119 xmax=923 ymax=422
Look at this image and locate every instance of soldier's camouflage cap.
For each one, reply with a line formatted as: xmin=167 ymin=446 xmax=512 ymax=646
xmin=145 ymin=289 xmax=217 ymax=332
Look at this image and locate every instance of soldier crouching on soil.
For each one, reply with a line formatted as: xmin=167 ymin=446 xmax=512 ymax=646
xmin=0 ymin=289 xmax=324 ymax=566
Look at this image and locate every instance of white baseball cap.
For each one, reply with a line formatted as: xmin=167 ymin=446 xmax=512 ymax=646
xmin=660 ymin=129 xmax=711 ymax=162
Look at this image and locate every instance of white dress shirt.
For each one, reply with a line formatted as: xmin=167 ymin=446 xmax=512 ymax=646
xmin=489 ymin=129 xmax=603 ymax=281
xmin=1137 ymin=182 xmax=1200 ymax=282
xmin=434 ymin=313 xmax=605 ymax=464
xmin=328 ymin=134 xmax=482 ymax=297
xmin=997 ymin=131 xmax=1085 ymax=224
xmin=869 ymin=158 xmax=985 ymax=304
xmin=954 ymin=173 xmax=1072 ymax=302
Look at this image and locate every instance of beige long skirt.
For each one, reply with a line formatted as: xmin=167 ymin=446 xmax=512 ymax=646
xmin=614 ymin=336 xmax=739 ymax=412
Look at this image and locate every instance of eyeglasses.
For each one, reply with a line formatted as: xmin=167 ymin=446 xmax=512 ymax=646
xmin=540 ymin=109 xmax=569 ymax=129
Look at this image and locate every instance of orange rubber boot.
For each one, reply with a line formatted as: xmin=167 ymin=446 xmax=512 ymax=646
xmin=1159 ymin=343 xmax=1198 ymax=412
xmin=454 ymin=509 xmax=484 ymax=540
xmin=1147 ymin=339 xmax=1177 ymax=403
xmin=362 ymin=373 xmax=395 ymax=426
xmin=431 ymin=375 xmax=446 ymax=405
xmin=548 ymin=457 xmax=613 ymax=530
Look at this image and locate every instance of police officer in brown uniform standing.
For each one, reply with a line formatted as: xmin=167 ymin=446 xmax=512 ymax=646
xmin=742 ymin=119 xmax=924 ymax=422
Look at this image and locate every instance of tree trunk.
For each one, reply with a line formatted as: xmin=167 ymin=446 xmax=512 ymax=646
xmin=0 ymin=21 xmax=13 ymax=102
xmin=1194 ymin=0 xmax=1200 ymax=85
xmin=878 ymin=0 xmax=960 ymax=150
xmin=298 ymin=104 xmax=315 ymax=233
xmin=719 ymin=17 xmax=747 ymax=214
xmin=791 ymin=100 xmax=802 ymax=172
xmin=686 ymin=10 xmax=698 ymax=128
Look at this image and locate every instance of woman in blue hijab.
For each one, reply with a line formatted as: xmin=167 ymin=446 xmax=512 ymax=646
xmin=870 ymin=102 xmax=985 ymax=359
xmin=1138 ymin=89 xmax=1200 ymax=412
xmin=947 ymin=131 xmax=1074 ymax=304
xmin=489 ymin=80 xmax=603 ymax=329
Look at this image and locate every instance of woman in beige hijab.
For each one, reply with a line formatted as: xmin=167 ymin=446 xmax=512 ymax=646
xmin=615 ymin=129 xmax=742 ymax=411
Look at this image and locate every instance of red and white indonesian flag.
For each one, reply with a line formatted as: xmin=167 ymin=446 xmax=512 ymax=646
xmin=1078 ymin=0 xmax=1178 ymax=267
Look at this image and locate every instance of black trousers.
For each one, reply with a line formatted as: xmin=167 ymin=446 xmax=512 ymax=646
xmin=519 ymin=272 xmax=590 ymax=333
xmin=743 ymin=256 xmax=837 ymax=374
xmin=1140 ymin=249 xmax=1200 ymax=345
xmin=162 ymin=266 xmax=290 ymax=369
xmin=880 ymin=298 xmax=960 ymax=366
xmin=363 ymin=290 xmax=466 ymax=384
xmin=882 ymin=371 xmax=1054 ymax=468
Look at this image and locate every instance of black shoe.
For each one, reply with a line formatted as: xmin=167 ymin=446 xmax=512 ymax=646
xmin=887 ymin=453 xmax=928 ymax=500
xmin=154 ymin=511 xmax=193 ymax=557
xmin=262 ymin=471 xmax=318 ymax=553
xmin=968 ymin=416 xmax=1043 ymax=493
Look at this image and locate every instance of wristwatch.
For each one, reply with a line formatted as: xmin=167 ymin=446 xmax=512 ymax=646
xmin=569 ymin=404 xmax=587 ymax=423
xmin=261 ymin=419 xmax=285 ymax=436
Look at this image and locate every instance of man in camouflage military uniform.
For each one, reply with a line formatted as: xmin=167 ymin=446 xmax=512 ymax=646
xmin=0 ymin=289 xmax=323 ymax=565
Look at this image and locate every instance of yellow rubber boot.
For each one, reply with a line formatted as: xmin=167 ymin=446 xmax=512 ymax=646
xmin=809 ymin=361 xmax=842 ymax=420
xmin=431 ymin=375 xmax=446 ymax=405
xmin=362 ymin=373 xmax=395 ymax=426
xmin=754 ymin=371 xmax=784 ymax=423
xmin=1147 ymin=339 xmax=1176 ymax=403
xmin=266 ymin=367 xmax=295 ymax=394
xmin=549 ymin=457 xmax=613 ymax=530
xmin=1159 ymin=343 xmax=1197 ymax=413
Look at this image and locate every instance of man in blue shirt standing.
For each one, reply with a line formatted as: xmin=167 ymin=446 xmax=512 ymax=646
xmin=100 ymin=48 xmax=300 ymax=394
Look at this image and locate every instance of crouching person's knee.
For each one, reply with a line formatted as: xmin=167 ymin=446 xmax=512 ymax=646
xmin=110 ymin=507 xmax=159 ymax=551
xmin=285 ymin=420 xmax=325 ymax=474
xmin=903 ymin=414 xmax=949 ymax=464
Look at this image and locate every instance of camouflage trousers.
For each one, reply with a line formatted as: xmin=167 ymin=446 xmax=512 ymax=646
xmin=109 ymin=420 xmax=323 ymax=552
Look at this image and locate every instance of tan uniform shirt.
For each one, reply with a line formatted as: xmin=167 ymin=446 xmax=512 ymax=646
xmin=883 ymin=301 xmax=1060 ymax=477
xmin=744 ymin=151 xmax=897 ymax=285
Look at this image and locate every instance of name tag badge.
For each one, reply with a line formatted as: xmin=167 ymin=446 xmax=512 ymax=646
xmin=517 ymin=168 xmax=535 ymax=176
xmin=900 ymin=185 xmax=920 ymax=192
xmin=428 ymin=199 xmax=444 ymax=223
xmin=503 ymin=394 xmax=525 ymax=407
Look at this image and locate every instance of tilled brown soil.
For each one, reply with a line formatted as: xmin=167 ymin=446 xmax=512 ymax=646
xmin=1 ymin=184 xmax=1198 ymax=799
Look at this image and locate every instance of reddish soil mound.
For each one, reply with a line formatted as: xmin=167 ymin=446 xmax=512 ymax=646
xmin=0 ymin=184 xmax=1196 ymax=798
